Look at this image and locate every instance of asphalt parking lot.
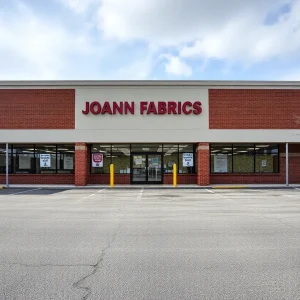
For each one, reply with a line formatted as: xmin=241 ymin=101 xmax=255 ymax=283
xmin=0 ymin=188 xmax=300 ymax=300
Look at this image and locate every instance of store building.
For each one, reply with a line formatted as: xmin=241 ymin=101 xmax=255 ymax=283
xmin=0 ymin=80 xmax=299 ymax=186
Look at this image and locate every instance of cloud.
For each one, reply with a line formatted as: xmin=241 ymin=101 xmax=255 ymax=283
xmin=98 ymin=0 xmax=300 ymax=66
xmin=58 ymin=0 xmax=101 ymax=14
xmin=164 ymin=55 xmax=192 ymax=77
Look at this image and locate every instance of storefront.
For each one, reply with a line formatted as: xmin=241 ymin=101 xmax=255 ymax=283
xmin=0 ymin=80 xmax=299 ymax=186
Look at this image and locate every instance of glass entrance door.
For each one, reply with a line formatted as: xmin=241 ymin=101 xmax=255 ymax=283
xmin=131 ymin=153 xmax=163 ymax=184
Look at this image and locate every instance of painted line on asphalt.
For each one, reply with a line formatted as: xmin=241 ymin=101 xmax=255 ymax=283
xmin=206 ymin=189 xmax=214 ymax=193
xmin=76 ymin=189 xmax=106 ymax=202
xmin=0 ymin=188 xmax=42 ymax=196
xmin=137 ymin=188 xmax=144 ymax=200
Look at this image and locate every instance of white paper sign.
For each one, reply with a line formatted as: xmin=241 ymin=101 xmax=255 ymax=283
xmin=19 ymin=155 xmax=31 ymax=169
xmin=64 ymin=155 xmax=74 ymax=170
xmin=214 ymin=155 xmax=228 ymax=172
xmin=40 ymin=154 xmax=51 ymax=168
xmin=261 ymin=160 xmax=267 ymax=167
xmin=135 ymin=156 xmax=142 ymax=165
xmin=183 ymin=153 xmax=193 ymax=167
xmin=92 ymin=153 xmax=103 ymax=167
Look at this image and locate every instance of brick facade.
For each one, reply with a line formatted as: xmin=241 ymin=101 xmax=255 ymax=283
xmin=209 ymin=89 xmax=300 ymax=129
xmin=75 ymin=143 xmax=88 ymax=186
xmin=0 ymin=89 xmax=75 ymax=129
xmin=0 ymin=86 xmax=299 ymax=186
xmin=197 ymin=143 xmax=210 ymax=185
xmin=0 ymin=174 xmax=74 ymax=185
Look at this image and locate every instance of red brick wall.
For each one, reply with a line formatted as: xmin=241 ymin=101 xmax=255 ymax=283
xmin=0 ymin=174 xmax=74 ymax=185
xmin=197 ymin=143 xmax=210 ymax=185
xmin=88 ymin=174 xmax=130 ymax=184
xmin=163 ymin=174 xmax=197 ymax=184
xmin=209 ymin=89 xmax=300 ymax=129
xmin=75 ymin=143 xmax=88 ymax=186
xmin=0 ymin=89 xmax=75 ymax=129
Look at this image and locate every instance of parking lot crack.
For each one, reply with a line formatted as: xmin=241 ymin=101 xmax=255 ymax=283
xmin=72 ymin=224 xmax=121 ymax=300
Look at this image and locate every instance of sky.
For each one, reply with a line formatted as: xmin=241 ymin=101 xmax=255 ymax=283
xmin=0 ymin=0 xmax=300 ymax=80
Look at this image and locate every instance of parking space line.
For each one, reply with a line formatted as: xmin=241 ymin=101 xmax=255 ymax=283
xmin=137 ymin=188 xmax=144 ymax=200
xmin=0 ymin=188 xmax=42 ymax=196
xmin=76 ymin=189 xmax=106 ymax=202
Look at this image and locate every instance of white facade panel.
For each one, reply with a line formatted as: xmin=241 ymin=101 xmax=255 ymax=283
xmin=0 ymin=129 xmax=299 ymax=143
xmin=75 ymin=87 xmax=209 ymax=132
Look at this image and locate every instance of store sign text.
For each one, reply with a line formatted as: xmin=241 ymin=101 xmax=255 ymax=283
xmin=82 ymin=101 xmax=202 ymax=115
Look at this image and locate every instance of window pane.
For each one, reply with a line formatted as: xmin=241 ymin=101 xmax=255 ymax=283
xmin=13 ymin=144 xmax=35 ymax=174
xmin=91 ymin=144 xmax=111 ymax=174
xmin=0 ymin=144 xmax=11 ymax=174
xmin=131 ymin=144 xmax=162 ymax=153
xmin=57 ymin=144 xmax=75 ymax=174
xmin=210 ymin=144 xmax=233 ymax=173
xmin=179 ymin=144 xmax=194 ymax=174
xmin=233 ymin=144 xmax=255 ymax=173
xmin=35 ymin=145 xmax=57 ymax=174
xmin=255 ymin=144 xmax=279 ymax=173
xmin=111 ymin=144 xmax=130 ymax=174
xmin=163 ymin=144 xmax=178 ymax=173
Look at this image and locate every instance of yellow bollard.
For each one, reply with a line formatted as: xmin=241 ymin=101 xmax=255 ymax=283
xmin=110 ymin=164 xmax=114 ymax=188
xmin=173 ymin=164 xmax=177 ymax=187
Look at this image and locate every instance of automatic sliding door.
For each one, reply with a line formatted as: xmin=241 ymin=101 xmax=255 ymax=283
xmin=132 ymin=154 xmax=147 ymax=183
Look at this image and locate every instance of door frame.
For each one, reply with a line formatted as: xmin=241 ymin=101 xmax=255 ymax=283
xmin=130 ymin=152 xmax=163 ymax=184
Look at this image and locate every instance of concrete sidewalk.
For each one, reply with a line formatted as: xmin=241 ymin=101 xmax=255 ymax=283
xmin=1 ymin=184 xmax=300 ymax=190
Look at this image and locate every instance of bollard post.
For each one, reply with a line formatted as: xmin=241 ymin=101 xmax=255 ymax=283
xmin=173 ymin=164 xmax=177 ymax=187
xmin=110 ymin=164 xmax=114 ymax=188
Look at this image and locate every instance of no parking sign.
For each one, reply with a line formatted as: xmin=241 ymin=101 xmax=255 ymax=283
xmin=92 ymin=153 xmax=103 ymax=167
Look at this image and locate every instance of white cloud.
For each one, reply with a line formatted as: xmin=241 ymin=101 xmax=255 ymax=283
xmin=164 ymin=55 xmax=192 ymax=77
xmin=0 ymin=2 xmax=97 ymax=79
xmin=97 ymin=0 xmax=300 ymax=66
xmin=58 ymin=0 xmax=101 ymax=14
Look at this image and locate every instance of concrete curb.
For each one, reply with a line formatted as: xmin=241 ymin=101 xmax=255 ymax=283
xmin=1 ymin=185 xmax=297 ymax=190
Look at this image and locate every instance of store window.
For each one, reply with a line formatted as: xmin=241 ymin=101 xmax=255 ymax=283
xmin=112 ymin=144 xmax=130 ymax=174
xmin=233 ymin=144 xmax=255 ymax=173
xmin=36 ymin=145 xmax=57 ymax=174
xmin=163 ymin=144 xmax=178 ymax=174
xmin=210 ymin=144 xmax=279 ymax=173
xmin=57 ymin=145 xmax=75 ymax=174
xmin=210 ymin=144 xmax=233 ymax=173
xmin=13 ymin=144 xmax=35 ymax=174
xmin=255 ymin=144 xmax=279 ymax=173
xmin=179 ymin=144 xmax=195 ymax=174
xmin=131 ymin=144 xmax=162 ymax=153
xmin=0 ymin=144 xmax=11 ymax=174
xmin=91 ymin=144 xmax=111 ymax=174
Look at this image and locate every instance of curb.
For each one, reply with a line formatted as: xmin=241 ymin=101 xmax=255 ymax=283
xmin=1 ymin=186 xmax=297 ymax=190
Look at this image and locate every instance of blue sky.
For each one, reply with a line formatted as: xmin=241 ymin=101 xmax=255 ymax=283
xmin=0 ymin=0 xmax=300 ymax=80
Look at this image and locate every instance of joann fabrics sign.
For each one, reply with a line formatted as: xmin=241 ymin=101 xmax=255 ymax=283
xmin=82 ymin=101 xmax=202 ymax=115
xmin=92 ymin=153 xmax=103 ymax=168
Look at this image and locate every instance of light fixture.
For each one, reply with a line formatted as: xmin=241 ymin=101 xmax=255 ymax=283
xmin=142 ymin=148 xmax=150 ymax=151
xmin=256 ymin=145 xmax=269 ymax=148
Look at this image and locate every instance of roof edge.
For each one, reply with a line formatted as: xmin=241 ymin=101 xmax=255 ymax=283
xmin=0 ymin=80 xmax=299 ymax=87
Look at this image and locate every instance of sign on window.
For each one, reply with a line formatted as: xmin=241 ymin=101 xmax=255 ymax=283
xmin=40 ymin=154 xmax=51 ymax=168
xmin=92 ymin=153 xmax=103 ymax=167
xmin=214 ymin=155 xmax=228 ymax=172
xmin=183 ymin=153 xmax=193 ymax=167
